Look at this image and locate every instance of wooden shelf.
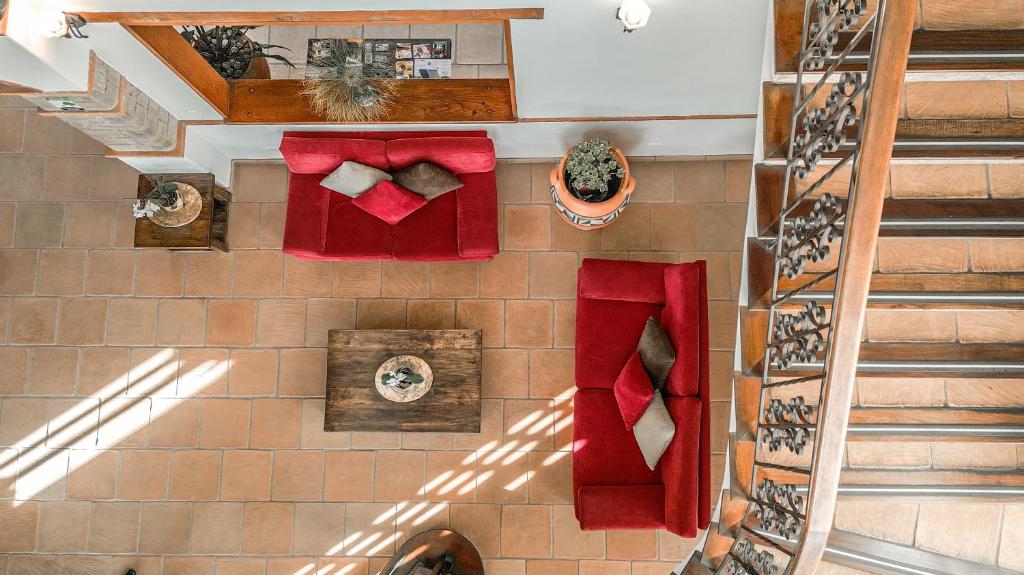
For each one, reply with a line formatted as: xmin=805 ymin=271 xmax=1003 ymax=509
xmin=227 ymin=79 xmax=515 ymax=124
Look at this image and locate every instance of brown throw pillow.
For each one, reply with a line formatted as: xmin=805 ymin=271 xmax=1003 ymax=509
xmin=393 ymin=162 xmax=464 ymax=201
xmin=638 ymin=317 xmax=675 ymax=390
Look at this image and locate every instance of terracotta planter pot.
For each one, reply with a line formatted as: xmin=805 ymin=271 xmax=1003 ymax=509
xmin=550 ymin=147 xmax=635 ymax=230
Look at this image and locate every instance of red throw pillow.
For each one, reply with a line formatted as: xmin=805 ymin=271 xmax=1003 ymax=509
xmin=351 ymin=180 xmax=428 ymax=225
xmin=614 ymin=351 xmax=655 ymax=430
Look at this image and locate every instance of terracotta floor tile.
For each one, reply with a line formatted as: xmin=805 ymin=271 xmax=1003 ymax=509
xmin=601 ymin=205 xmax=650 ymax=251
xmin=260 ymin=202 xmax=288 ymax=249
xmin=529 ymin=252 xmax=578 ymax=299
xmin=306 ymin=298 xmax=357 ymax=346
xmin=451 ymin=504 xmax=501 ymax=557
xmin=551 ymin=212 xmax=602 ymax=251
xmin=351 ymin=431 xmax=403 ymax=449
xmin=630 ymin=561 xmax=682 ymax=575
xmin=276 ymin=349 xmax=325 ymax=398
xmin=344 ymin=502 xmax=398 ymax=557
xmin=23 ymin=113 xmax=73 ymax=154
xmin=496 ymin=161 xmax=532 ymax=204
xmin=106 ymin=298 xmax=157 ymax=345
xmin=64 ymin=202 xmax=114 ymax=248
xmin=268 ymin=558 xmax=319 ymax=575
xmin=57 ymin=297 xmax=108 ymax=345
xmin=483 ymin=349 xmax=530 ymax=398
xmin=375 ymin=450 xmax=427 ymax=501
xmin=333 ymin=261 xmax=382 ymax=297
xmin=552 ymin=504 xmax=604 ymax=558
xmin=528 ymin=451 xmax=573 ymax=504
xmin=185 ymin=252 xmax=233 ymax=296
xmin=164 ymin=557 xmax=214 ymax=575
xmin=68 ymin=450 xmax=118 ymax=501
xmin=0 ymin=249 xmax=37 ymax=295
xmin=553 ymin=301 xmax=576 ymax=349
xmin=630 ymin=161 xmax=675 ymax=203
xmin=0 ymin=396 xmax=48 ymax=446
xmin=481 ymin=251 xmax=529 ymax=298
xmin=87 ymin=250 xmax=136 ymax=296
xmin=272 ymin=450 xmax=324 ymax=501
xmin=133 ymin=252 xmax=185 ymax=297
xmin=501 ymin=505 xmax=552 ymax=558
xmin=421 ymin=451 xmax=476 ymax=501
xmin=117 ymin=449 xmax=169 ymax=500
xmin=37 ymin=500 xmax=90 ymax=551
xmin=527 ymin=560 xmax=577 ymax=575
xmin=139 ymin=501 xmax=192 ymax=553
xmin=0 ymin=109 xmax=25 ymax=154
xmin=402 ymin=431 xmax=453 ymax=450
xmin=234 ymin=162 xmax=289 ymax=202
xmin=148 ymin=398 xmax=200 ymax=449
xmin=724 ymin=159 xmax=753 ymax=202
xmin=504 ymin=399 xmax=555 ymax=451
xmin=452 ymin=398 xmax=503 ymax=451
xmin=228 ymin=202 xmax=260 ymax=249
xmin=356 ymin=299 xmax=408 ymax=329
xmin=222 ymin=450 xmax=272 ymax=501
xmin=0 ymin=156 xmax=44 ymax=201
xmin=243 ymin=501 xmax=295 ymax=553
xmin=10 ymin=297 xmax=58 ymax=344
xmin=280 ymin=257 xmax=333 ymax=298
xmin=36 ymin=249 xmax=86 ymax=295
xmin=0 ymin=202 xmax=15 ymax=247
xmin=217 ymin=558 xmax=267 ymax=575
xmin=15 ymin=202 xmax=65 ymax=248
xmin=0 ymin=501 xmax=37 ymax=551
xmin=699 ymin=203 xmax=746 ymax=251
xmin=228 ymin=348 xmax=278 ymax=396
xmin=432 ymin=262 xmax=481 ymax=298
xmin=200 ymin=399 xmax=251 ymax=448
xmin=675 ymin=161 xmax=726 ymax=202
xmin=27 ymin=346 xmax=79 ymax=395
xmin=154 ymin=299 xmax=206 ymax=346
xmin=0 ymin=347 xmax=28 ymax=395
xmin=294 ymin=502 xmax=346 ymax=555
xmin=650 ymin=204 xmax=700 ymax=251
xmin=457 ymin=299 xmax=505 ymax=347
xmin=528 ymin=349 xmax=574 ymax=399
xmin=408 ymin=299 xmax=456 ymax=330
xmin=169 ymin=449 xmax=220 ymax=500
xmin=191 ymin=502 xmax=245 ymax=554
xmin=506 ymin=300 xmax=553 ymax=347
xmin=324 ymin=450 xmax=375 ymax=501
xmin=112 ymin=204 xmax=136 ymax=248
xmin=476 ymin=449 xmax=530 ymax=504
xmin=251 ymin=399 xmax=302 ymax=449
xmin=505 ymin=205 xmax=552 ymax=250
xmin=87 ymin=502 xmax=139 ymax=553
xmin=206 ymin=300 xmax=257 ymax=346
xmin=606 ymin=531 xmax=658 ymax=560
xmin=381 ymin=260 xmax=431 ymax=297
xmin=235 ymin=250 xmax=283 ymax=297
xmin=300 ymin=399 xmax=351 ymax=449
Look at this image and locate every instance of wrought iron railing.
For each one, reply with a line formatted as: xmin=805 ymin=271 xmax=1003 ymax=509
xmin=722 ymin=1 xmax=916 ymax=574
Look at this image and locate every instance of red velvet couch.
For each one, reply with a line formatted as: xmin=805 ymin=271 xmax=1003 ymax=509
xmin=279 ymin=131 xmax=499 ymax=261
xmin=572 ymin=258 xmax=711 ymax=537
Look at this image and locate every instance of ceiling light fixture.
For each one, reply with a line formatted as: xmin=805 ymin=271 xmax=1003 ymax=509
xmin=616 ymin=0 xmax=652 ymax=32
xmin=35 ymin=9 xmax=88 ymax=38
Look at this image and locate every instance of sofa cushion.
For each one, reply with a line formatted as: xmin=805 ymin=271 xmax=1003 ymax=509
xmin=576 ymin=297 xmax=664 ymax=391
xmin=614 ymin=352 xmax=655 ymax=430
xmin=352 ymin=181 xmax=428 ymax=225
xmin=393 ymin=162 xmax=464 ymax=200
xmin=320 ymin=161 xmax=393 ymax=197
xmin=280 ymin=136 xmax=389 ymax=174
xmin=638 ymin=316 xmax=675 ymax=389
xmin=390 ymin=191 xmax=461 ymax=261
xmin=387 ymin=137 xmax=496 ymax=174
xmin=576 ymin=484 xmax=666 ymax=530
xmin=660 ymin=262 xmax=703 ymax=397
xmin=573 ymin=390 xmax=663 ymax=491
xmin=324 ymin=194 xmax=394 ymax=259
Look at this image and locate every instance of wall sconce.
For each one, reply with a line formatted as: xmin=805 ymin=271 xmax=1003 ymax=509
xmin=35 ymin=10 xmax=88 ymax=38
xmin=617 ymin=0 xmax=652 ymax=32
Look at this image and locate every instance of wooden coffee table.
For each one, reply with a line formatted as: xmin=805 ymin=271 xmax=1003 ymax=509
xmin=325 ymin=330 xmax=482 ymax=433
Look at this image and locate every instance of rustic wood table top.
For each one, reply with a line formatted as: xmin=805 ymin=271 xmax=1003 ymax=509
xmin=325 ymin=329 xmax=482 ymax=433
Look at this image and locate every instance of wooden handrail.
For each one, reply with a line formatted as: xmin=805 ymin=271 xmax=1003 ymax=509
xmin=787 ymin=1 xmax=917 ymax=574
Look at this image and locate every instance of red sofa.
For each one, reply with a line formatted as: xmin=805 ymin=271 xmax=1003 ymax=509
xmin=279 ymin=131 xmax=499 ymax=261
xmin=573 ymin=258 xmax=711 ymax=537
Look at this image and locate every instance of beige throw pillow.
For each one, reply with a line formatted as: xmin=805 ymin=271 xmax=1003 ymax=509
xmin=632 ymin=393 xmax=676 ymax=470
xmin=320 ymin=161 xmax=393 ymax=198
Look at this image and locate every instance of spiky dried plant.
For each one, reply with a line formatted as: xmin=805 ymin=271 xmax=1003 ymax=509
xmin=300 ymin=45 xmax=400 ymax=123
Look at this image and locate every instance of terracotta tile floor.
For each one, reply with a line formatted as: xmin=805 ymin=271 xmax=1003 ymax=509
xmin=0 ymin=97 xmax=747 ymax=574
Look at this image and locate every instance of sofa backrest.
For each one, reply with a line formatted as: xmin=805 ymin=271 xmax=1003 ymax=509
xmin=280 ymin=136 xmax=388 ymax=174
xmin=279 ymin=131 xmax=493 ymax=175
xmin=386 ymin=137 xmax=496 ymax=175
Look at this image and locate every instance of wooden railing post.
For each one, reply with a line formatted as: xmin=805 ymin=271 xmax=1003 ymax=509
xmin=788 ymin=1 xmax=917 ymax=573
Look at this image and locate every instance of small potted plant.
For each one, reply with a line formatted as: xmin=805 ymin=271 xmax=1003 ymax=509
xmin=133 ymin=176 xmax=181 ymax=219
xmin=180 ymin=25 xmax=295 ymax=80
xmin=550 ymin=137 xmax=635 ymax=230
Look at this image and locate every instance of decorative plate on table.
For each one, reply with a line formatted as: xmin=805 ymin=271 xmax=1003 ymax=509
xmin=148 ymin=183 xmax=203 ymax=228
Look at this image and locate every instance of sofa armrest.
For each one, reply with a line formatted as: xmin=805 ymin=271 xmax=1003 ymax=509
xmin=578 ymin=259 xmax=668 ymax=304
xmin=577 ymin=484 xmax=666 ymax=531
xmin=282 ymin=174 xmax=330 ymax=259
xmin=456 ymin=176 xmax=499 ymax=259
xmin=661 ymin=396 xmax=705 ymax=537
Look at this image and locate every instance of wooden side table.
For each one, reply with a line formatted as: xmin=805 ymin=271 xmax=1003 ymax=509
xmin=134 ymin=173 xmax=230 ymax=252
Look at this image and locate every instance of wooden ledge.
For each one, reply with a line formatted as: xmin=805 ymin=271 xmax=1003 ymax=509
xmin=227 ymin=79 xmax=515 ymax=124
xmin=79 ymin=8 xmax=543 ymax=25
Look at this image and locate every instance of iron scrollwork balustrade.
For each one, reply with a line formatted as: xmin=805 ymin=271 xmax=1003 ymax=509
xmin=769 ymin=301 xmax=829 ymax=368
xmin=778 ymin=194 xmax=842 ymax=280
xmin=792 ymin=73 xmax=862 ymax=178
xmin=753 ymin=478 xmax=806 ymax=539
xmin=759 ymin=397 xmax=814 ymax=455
xmin=804 ymin=0 xmax=867 ymax=70
xmin=727 ymin=539 xmax=781 ymax=575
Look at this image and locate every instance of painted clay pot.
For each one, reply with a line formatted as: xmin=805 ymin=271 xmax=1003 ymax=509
xmin=550 ymin=147 xmax=635 ymax=230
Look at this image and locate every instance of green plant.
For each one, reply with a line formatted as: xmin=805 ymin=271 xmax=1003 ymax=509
xmin=146 ymin=176 xmax=179 ymax=208
xmin=300 ymin=42 xmax=399 ymax=122
xmin=381 ymin=367 xmax=424 ymax=390
xmin=565 ymin=137 xmax=625 ymax=202
xmin=180 ymin=26 xmax=295 ymax=79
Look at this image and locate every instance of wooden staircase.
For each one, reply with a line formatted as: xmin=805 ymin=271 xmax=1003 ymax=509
xmin=683 ymin=1 xmax=1024 ymax=573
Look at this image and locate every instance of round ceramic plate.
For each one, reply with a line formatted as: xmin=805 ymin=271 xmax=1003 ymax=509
xmin=148 ymin=183 xmax=203 ymax=228
xmin=374 ymin=355 xmax=434 ymax=403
